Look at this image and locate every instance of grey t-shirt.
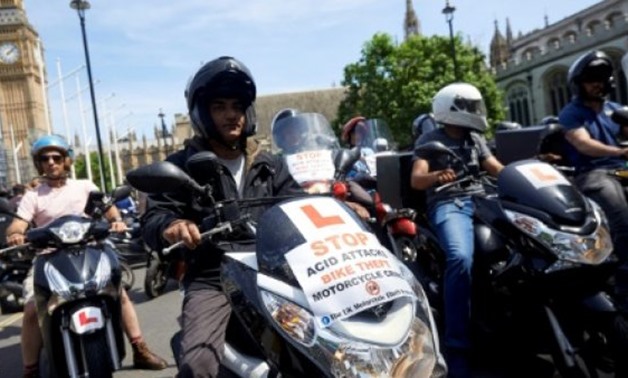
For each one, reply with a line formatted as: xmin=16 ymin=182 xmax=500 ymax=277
xmin=414 ymin=128 xmax=493 ymax=209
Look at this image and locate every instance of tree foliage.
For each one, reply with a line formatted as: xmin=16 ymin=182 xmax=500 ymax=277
xmin=335 ymin=33 xmax=506 ymax=147
xmin=74 ymin=152 xmax=113 ymax=191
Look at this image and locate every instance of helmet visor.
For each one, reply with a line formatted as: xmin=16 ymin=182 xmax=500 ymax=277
xmin=451 ymin=96 xmax=486 ymax=116
xmin=580 ymin=64 xmax=612 ymax=83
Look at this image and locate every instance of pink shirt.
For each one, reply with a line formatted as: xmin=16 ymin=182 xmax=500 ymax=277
xmin=17 ymin=179 xmax=99 ymax=227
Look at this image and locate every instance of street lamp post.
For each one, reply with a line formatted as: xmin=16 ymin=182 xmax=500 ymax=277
xmin=69 ymin=0 xmax=107 ymax=191
xmin=442 ymin=0 xmax=460 ymax=81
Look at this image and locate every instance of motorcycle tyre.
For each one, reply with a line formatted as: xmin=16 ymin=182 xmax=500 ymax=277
xmin=0 ymin=283 xmax=24 ymax=314
xmin=144 ymin=255 xmax=168 ymax=299
xmin=548 ymin=330 xmax=595 ymax=378
xmin=606 ymin=314 xmax=628 ymax=377
xmin=81 ymin=331 xmax=114 ymax=378
xmin=120 ymin=261 xmax=135 ymax=291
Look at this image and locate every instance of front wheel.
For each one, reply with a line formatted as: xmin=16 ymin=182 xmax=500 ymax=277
xmin=119 ymin=261 xmax=135 ymax=291
xmin=81 ymin=331 xmax=114 ymax=378
xmin=0 ymin=282 xmax=24 ymax=314
xmin=144 ymin=252 xmax=168 ymax=299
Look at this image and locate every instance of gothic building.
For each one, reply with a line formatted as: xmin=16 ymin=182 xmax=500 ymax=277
xmin=490 ymin=0 xmax=628 ymax=126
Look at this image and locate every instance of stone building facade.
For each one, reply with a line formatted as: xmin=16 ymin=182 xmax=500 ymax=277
xmin=490 ymin=0 xmax=628 ymax=126
xmin=99 ymin=87 xmax=347 ymax=184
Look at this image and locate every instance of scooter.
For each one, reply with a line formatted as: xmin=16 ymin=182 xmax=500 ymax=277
xmin=0 ymin=187 xmax=131 ymax=378
xmin=407 ymin=141 xmax=628 ymax=377
xmin=0 ymin=201 xmax=31 ymax=313
xmin=126 ymin=150 xmax=447 ymax=378
xmin=143 ymin=246 xmax=185 ymax=300
xmin=0 ymin=243 xmax=32 ymax=314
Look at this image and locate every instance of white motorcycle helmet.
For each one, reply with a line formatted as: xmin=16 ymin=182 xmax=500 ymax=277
xmin=432 ymin=83 xmax=488 ymax=132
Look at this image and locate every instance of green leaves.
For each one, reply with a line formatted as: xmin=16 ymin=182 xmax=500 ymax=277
xmin=336 ymin=33 xmax=506 ymax=146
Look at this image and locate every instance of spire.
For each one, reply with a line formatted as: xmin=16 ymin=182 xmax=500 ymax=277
xmin=505 ymin=17 xmax=513 ymax=46
xmin=404 ymin=0 xmax=420 ymax=40
xmin=544 ymin=13 xmax=549 ymax=27
xmin=489 ymin=19 xmax=509 ymax=68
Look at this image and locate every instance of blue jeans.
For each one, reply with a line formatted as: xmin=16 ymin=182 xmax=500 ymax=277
xmin=429 ymin=197 xmax=474 ymax=351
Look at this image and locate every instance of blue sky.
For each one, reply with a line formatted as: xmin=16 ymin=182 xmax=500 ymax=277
xmin=24 ymin=0 xmax=601 ymax=145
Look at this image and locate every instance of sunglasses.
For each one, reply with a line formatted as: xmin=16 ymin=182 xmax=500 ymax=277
xmin=38 ymin=154 xmax=64 ymax=164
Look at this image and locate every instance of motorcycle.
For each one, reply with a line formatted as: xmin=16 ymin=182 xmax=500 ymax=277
xmin=143 ymin=245 xmax=185 ymax=300
xmin=272 ymin=112 xmax=420 ymax=271
xmin=0 ymin=243 xmax=32 ymax=314
xmin=0 ymin=186 xmax=131 ymax=378
xmin=405 ymin=141 xmax=628 ymax=377
xmin=107 ymin=210 xmax=148 ymax=292
xmin=126 ymin=150 xmax=447 ymax=378
xmin=0 ymin=201 xmax=31 ymax=314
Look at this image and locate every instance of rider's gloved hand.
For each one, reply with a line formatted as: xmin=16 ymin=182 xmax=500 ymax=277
xmin=163 ymin=219 xmax=202 ymax=250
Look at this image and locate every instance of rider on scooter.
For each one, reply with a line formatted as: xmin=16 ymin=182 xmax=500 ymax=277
xmin=6 ymin=134 xmax=167 ymax=377
xmin=410 ymin=83 xmax=504 ymax=378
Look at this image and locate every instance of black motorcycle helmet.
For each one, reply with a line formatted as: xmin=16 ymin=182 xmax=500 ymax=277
xmin=567 ymin=50 xmax=615 ymax=99
xmin=271 ymin=108 xmax=304 ymax=151
xmin=185 ymin=56 xmax=257 ymax=144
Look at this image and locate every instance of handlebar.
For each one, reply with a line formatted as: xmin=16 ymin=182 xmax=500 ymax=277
xmin=161 ymin=222 xmax=235 ymax=256
xmin=434 ymin=175 xmax=474 ymax=193
xmin=0 ymin=242 xmax=31 ymax=255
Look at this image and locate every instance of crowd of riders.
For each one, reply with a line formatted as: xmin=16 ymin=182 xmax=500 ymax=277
xmin=4 ymin=49 xmax=628 ymax=377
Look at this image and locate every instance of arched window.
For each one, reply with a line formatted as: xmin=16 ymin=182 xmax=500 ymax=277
xmin=507 ymin=85 xmax=531 ymax=126
xmin=547 ymin=38 xmax=560 ymax=50
xmin=563 ymin=31 xmax=577 ymax=44
xmin=545 ymin=69 xmax=570 ymax=116
xmin=585 ymin=20 xmax=602 ymax=36
xmin=606 ymin=11 xmax=623 ymax=28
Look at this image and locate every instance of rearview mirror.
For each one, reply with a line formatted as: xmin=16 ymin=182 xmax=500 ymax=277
xmin=126 ymin=161 xmax=203 ymax=195
xmin=414 ymin=141 xmax=457 ymax=160
xmin=334 ymin=147 xmax=361 ymax=177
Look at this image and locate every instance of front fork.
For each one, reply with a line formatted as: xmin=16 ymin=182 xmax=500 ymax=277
xmin=59 ymin=303 xmax=122 ymax=378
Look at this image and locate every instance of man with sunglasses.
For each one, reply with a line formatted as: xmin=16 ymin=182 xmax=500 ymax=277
xmin=410 ymin=83 xmax=503 ymax=378
xmin=6 ymin=134 xmax=167 ymax=377
xmin=560 ymin=51 xmax=628 ymax=321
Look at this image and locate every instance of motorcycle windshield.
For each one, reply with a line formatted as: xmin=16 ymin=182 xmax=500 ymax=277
xmin=362 ymin=118 xmax=398 ymax=152
xmin=497 ymin=160 xmax=588 ymax=226
xmin=271 ymin=112 xmax=340 ymax=155
xmin=273 ymin=113 xmax=340 ymax=192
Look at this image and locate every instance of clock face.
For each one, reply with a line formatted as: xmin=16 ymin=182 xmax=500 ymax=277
xmin=0 ymin=42 xmax=20 ymax=64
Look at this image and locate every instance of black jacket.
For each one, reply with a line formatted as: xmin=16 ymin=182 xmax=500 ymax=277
xmin=141 ymin=136 xmax=303 ymax=285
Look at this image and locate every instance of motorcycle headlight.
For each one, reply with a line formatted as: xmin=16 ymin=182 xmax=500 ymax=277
xmin=50 ymin=220 xmax=91 ymax=244
xmin=505 ymin=201 xmax=613 ymax=270
xmin=261 ymin=289 xmax=317 ymax=347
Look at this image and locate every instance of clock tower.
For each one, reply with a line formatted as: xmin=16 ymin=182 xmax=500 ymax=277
xmin=0 ymin=0 xmax=49 ymax=186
